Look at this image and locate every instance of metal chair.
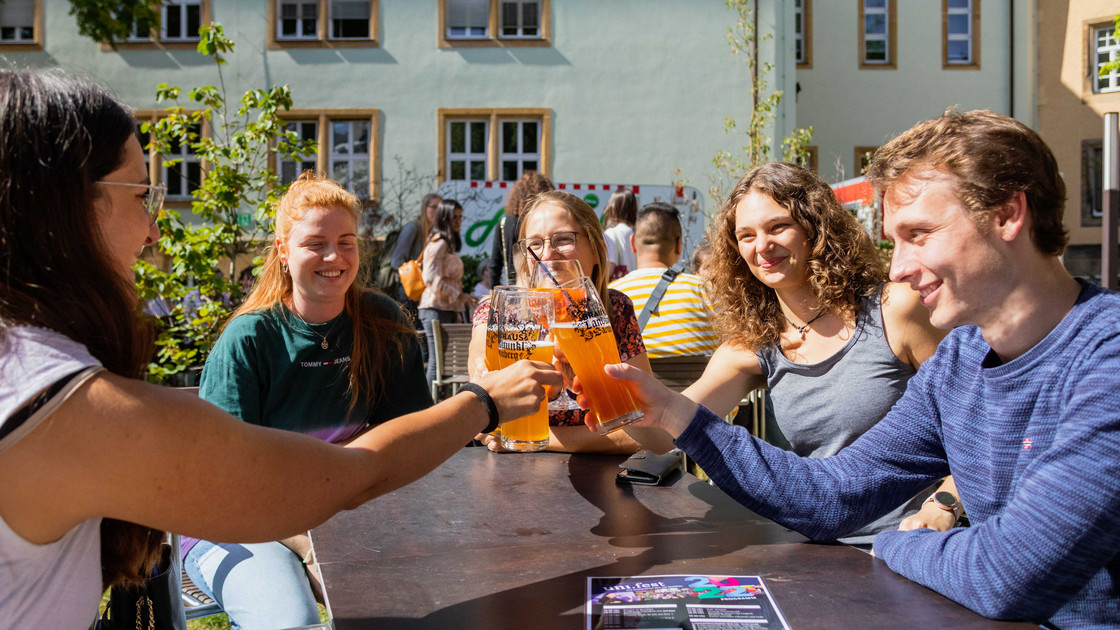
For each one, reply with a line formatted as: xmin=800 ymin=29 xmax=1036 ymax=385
xmin=429 ymin=321 xmax=475 ymax=401
xmin=648 ymin=354 xmax=711 ymax=393
xmin=647 ymin=354 xmax=767 ymax=438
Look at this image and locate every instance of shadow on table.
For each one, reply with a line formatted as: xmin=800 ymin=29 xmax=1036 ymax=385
xmin=336 ymin=454 xmax=808 ymax=629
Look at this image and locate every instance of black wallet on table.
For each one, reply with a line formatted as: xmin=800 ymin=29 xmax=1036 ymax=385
xmin=616 ymin=449 xmax=683 ymax=486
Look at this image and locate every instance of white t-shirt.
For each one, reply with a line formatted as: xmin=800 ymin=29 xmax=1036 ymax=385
xmin=0 ymin=327 xmax=104 ymax=629
xmin=603 ymin=224 xmax=637 ymax=279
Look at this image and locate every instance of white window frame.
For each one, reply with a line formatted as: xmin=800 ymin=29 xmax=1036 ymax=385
xmin=0 ymin=0 xmax=36 ymax=44
xmin=862 ymin=0 xmax=890 ymax=65
xmin=945 ymin=0 xmax=973 ymax=66
xmin=278 ymin=0 xmax=320 ymax=41
xmin=1095 ymin=25 xmax=1120 ymax=94
xmin=447 ymin=119 xmax=490 ymax=182
xmin=329 ymin=119 xmax=373 ymax=199
xmin=162 ymin=0 xmax=203 ymax=42
xmin=498 ymin=119 xmax=540 ymax=182
xmin=163 ymin=123 xmax=202 ymax=201
xmin=446 ymin=0 xmax=490 ymax=40
xmin=438 ymin=108 xmax=550 ymax=184
xmin=329 ymin=0 xmax=370 ymax=40
xmin=1083 ymin=139 xmax=1104 ymax=224
xmin=276 ymin=110 xmax=379 ymax=198
xmin=499 ymin=0 xmax=541 ymax=39
xmin=794 ymin=0 xmax=806 ymax=65
xmin=279 ymin=121 xmax=320 ymax=186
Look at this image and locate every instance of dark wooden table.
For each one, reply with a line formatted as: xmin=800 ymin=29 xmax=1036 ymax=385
xmin=313 ymin=448 xmax=1034 ymax=629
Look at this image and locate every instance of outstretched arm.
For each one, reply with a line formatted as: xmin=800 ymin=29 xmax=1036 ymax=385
xmin=0 ymin=361 xmax=561 ymax=547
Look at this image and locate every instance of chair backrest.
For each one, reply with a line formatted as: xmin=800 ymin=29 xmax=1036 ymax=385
xmin=431 ymin=321 xmax=474 ymax=383
xmin=648 ymin=354 xmax=711 ymax=392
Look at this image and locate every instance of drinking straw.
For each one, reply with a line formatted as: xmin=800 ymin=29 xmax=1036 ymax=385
xmin=524 ymin=248 xmax=575 ymax=306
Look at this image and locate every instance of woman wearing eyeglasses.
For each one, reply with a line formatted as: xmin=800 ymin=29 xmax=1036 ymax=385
xmin=468 ymin=190 xmax=653 ymax=454
xmin=0 ymin=69 xmax=559 ymax=629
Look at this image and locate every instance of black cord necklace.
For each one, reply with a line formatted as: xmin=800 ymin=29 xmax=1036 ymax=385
xmin=784 ymin=309 xmax=826 ymax=340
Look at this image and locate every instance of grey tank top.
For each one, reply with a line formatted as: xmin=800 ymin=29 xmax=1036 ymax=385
xmin=755 ymin=285 xmax=932 ymax=543
xmin=755 ymin=286 xmax=914 ymax=458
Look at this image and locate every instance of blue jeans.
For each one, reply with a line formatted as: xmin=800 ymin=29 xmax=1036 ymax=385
xmin=183 ymin=540 xmax=319 ymax=630
xmin=419 ymin=307 xmax=460 ymax=386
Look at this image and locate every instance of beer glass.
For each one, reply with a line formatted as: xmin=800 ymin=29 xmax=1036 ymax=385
xmin=548 ymin=277 xmax=644 ymax=434
xmin=484 ymin=286 xmax=518 ymax=373
xmin=528 ymin=260 xmax=584 ymax=411
xmin=480 ymin=286 xmax=518 ymax=438
xmin=529 ymin=259 xmax=584 ymax=290
xmin=494 ymin=289 xmax=552 ymax=452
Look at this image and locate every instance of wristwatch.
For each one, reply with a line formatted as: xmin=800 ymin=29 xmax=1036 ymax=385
xmin=926 ymin=490 xmax=962 ymax=520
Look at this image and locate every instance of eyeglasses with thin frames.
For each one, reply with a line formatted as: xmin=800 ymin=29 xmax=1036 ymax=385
xmin=518 ymin=231 xmax=582 ymax=256
xmin=97 ymin=181 xmax=166 ymax=225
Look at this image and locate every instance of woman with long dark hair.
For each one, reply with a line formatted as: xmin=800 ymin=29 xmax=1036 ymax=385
xmin=419 ymin=199 xmax=475 ymax=385
xmin=391 ymin=192 xmax=441 ymax=327
xmin=602 ymin=187 xmax=638 ymax=280
xmin=0 ymin=68 xmax=558 ymax=628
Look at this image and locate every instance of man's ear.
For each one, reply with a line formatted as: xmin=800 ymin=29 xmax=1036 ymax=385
xmin=674 ymin=237 xmax=683 ymax=257
xmin=630 ymin=234 xmax=636 ymax=253
xmin=992 ymin=190 xmax=1028 ymax=243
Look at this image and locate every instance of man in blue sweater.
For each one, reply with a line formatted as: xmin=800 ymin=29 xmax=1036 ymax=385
xmin=600 ymin=110 xmax=1120 ymax=628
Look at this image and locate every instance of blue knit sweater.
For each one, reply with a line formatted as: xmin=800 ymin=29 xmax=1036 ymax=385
xmin=675 ymin=281 xmax=1120 ymax=628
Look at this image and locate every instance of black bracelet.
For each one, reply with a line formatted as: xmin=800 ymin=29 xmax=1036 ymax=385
xmin=458 ymin=383 xmax=500 ymax=434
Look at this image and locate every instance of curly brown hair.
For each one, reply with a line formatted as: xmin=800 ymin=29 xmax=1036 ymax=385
xmin=505 ymin=170 xmax=554 ymax=218
xmin=866 ymin=109 xmax=1067 ymax=256
xmin=706 ymin=162 xmax=886 ymax=350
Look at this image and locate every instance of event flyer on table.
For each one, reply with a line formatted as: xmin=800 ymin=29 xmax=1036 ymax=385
xmin=585 ymin=574 xmax=790 ymax=629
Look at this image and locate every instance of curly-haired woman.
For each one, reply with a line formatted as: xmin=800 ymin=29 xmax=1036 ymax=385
xmin=677 ymin=162 xmax=952 ymax=543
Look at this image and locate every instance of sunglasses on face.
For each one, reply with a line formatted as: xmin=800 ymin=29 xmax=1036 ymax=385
xmin=98 ymin=181 xmax=167 ymax=225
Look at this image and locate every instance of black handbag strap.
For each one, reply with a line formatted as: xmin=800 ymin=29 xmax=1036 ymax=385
xmin=637 ymin=262 xmax=685 ymax=331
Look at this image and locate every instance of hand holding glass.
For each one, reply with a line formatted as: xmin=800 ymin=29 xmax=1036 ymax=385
xmin=547 ymin=277 xmax=643 ymax=434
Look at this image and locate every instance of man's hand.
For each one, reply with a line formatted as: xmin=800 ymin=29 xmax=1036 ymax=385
xmin=569 ymin=362 xmax=698 ymax=438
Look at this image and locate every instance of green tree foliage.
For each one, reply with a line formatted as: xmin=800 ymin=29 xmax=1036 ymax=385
xmin=136 ymin=24 xmax=316 ymax=383
xmin=64 ymin=0 xmax=160 ymax=47
xmin=710 ymin=0 xmax=813 ymax=210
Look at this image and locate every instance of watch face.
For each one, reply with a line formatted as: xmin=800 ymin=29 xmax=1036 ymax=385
xmin=935 ymin=491 xmax=958 ymax=508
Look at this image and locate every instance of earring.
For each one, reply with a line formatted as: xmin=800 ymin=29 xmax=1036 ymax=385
xmin=281 ymin=261 xmax=288 ymax=274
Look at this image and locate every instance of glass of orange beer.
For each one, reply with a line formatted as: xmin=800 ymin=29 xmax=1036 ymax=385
xmin=529 ymin=260 xmax=584 ymax=411
xmin=484 ymin=286 xmax=518 ymax=374
xmin=548 ymin=276 xmax=643 ymax=434
xmin=493 ymin=289 xmax=553 ymax=452
xmin=480 ymin=286 xmax=518 ymax=439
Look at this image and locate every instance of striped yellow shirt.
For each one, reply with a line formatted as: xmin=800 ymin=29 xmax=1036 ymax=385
xmin=609 ymin=267 xmax=719 ymax=359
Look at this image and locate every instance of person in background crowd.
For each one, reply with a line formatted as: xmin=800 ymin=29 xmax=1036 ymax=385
xmin=473 ymin=257 xmax=493 ymax=300
xmin=392 ymin=192 xmax=441 ymax=345
xmin=487 ymin=171 xmax=554 ymax=287
xmin=0 ymin=68 xmax=559 ymax=629
xmin=600 ymin=111 xmax=1120 ymax=628
xmin=602 ymin=187 xmax=638 ymax=281
xmin=419 ymin=199 xmax=476 ymax=387
xmin=185 ymin=173 xmax=433 ymax=629
xmin=609 ymin=202 xmax=718 ymax=359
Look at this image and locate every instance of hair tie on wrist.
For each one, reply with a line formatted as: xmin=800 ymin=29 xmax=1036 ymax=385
xmin=458 ymin=383 xmax=500 ymax=434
